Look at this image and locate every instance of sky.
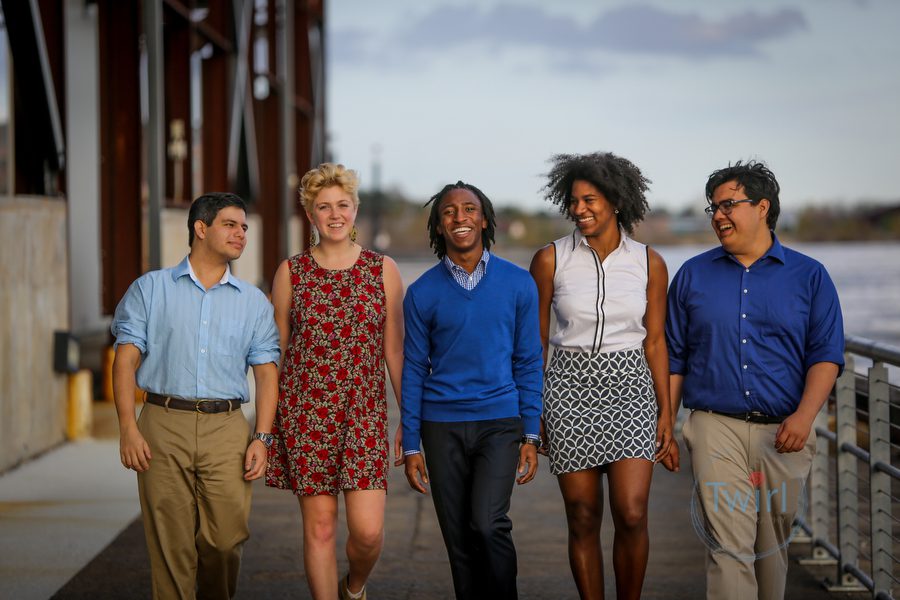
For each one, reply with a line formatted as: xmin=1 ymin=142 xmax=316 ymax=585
xmin=325 ymin=0 xmax=900 ymax=213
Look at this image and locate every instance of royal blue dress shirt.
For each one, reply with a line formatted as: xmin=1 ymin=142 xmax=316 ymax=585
xmin=111 ymin=256 xmax=281 ymax=402
xmin=666 ymin=235 xmax=844 ymax=416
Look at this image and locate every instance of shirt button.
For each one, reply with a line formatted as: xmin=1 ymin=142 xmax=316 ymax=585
xmin=200 ymin=348 xmax=206 ymax=354
xmin=742 ymin=339 xmax=747 ymax=344
xmin=202 ymin=320 xmax=208 ymax=325
xmin=743 ymin=364 xmax=748 ymax=369
xmin=743 ymin=289 xmax=748 ymax=294
xmin=745 ymin=268 xmax=750 ymax=273
xmin=741 ymin=313 xmax=746 ymax=319
xmin=745 ymin=390 xmax=750 ymax=396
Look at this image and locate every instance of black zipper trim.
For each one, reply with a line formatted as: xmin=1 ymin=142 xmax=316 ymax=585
xmin=589 ymin=248 xmax=606 ymax=353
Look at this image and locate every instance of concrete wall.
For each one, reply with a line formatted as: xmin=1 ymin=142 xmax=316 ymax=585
xmin=0 ymin=198 xmax=70 ymax=472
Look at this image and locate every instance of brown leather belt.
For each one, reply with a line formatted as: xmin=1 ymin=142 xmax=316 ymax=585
xmin=146 ymin=393 xmax=241 ymax=414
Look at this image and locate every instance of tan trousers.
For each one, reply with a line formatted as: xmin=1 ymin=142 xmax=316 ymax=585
xmin=682 ymin=410 xmax=815 ymax=600
xmin=137 ymin=402 xmax=252 ymax=600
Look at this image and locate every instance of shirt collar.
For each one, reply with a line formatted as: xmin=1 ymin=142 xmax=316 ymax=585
xmin=571 ymin=227 xmax=631 ymax=253
xmin=443 ymin=249 xmax=490 ymax=274
xmin=711 ymin=231 xmax=785 ymax=265
xmin=173 ymin=255 xmax=242 ymax=291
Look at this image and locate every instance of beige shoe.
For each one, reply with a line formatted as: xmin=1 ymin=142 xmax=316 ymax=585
xmin=339 ymin=574 xmax=367 ymax=600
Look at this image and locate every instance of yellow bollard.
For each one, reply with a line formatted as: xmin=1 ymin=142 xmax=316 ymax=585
xmin=68 ymin=369 xmax=93 ymax=440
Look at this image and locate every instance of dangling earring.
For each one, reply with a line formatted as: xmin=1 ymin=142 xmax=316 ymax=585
xmin=350 ymin=226 xmax=358 ymax=243
xmin=614 ymin=209 xmax=620 ymax=214
xmin=309 ymin=226 xmax=319 ymax=247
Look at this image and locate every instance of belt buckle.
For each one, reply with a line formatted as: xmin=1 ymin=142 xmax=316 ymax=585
xmin=196 ymin=399 xmax=212 ymax=413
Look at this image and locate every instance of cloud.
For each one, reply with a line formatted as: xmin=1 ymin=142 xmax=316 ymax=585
xmin=590 ymin=6 xmax=808 ymax=57
xmin=336 ymin=3 xmax=810 ymax=66
xmin=327 ymin=28 xmax=373 ymax=64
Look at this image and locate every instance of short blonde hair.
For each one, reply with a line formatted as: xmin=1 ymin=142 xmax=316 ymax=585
xmin=299 ymin=163 xmax=360 ymax=212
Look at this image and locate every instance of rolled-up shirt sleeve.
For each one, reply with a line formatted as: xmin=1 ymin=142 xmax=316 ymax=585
xmin=111 ymin=277 xmax=151 ymax=354
xmin=247 ymin=294 xmax=281 ymax=367
xmin=805 ymin=266 xmax=845 ymax=374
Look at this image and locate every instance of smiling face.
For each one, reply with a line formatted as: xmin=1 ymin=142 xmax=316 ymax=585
xmin=197 ymin=206 xmax=247 ymax=261
xmin=436 ymin=188 xmax=487 ymax=257
xmin=710 ymin=180 xmax=771 ymax=262
xmin=307 ymin=185 xmax=358 ymax=244
xmin=568 ymin=179 xmax=617 ymax=238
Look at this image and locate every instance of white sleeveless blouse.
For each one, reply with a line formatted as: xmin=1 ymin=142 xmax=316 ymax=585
xmin=550 ymin=229 xmax=648 ymax=353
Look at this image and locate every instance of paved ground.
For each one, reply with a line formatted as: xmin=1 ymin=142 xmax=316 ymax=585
xmin=39 ymin=402 xmax=863 ymax=599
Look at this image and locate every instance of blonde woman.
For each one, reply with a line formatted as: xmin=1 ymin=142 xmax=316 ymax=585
xmin=266 ymin=163 xmax=404 ymax=600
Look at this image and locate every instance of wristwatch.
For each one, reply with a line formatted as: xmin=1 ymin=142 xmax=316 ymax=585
xmin=253 ymin=432 xmax=275 ymax=448
xmin=521 ymin=436 xmax=541 ymax=447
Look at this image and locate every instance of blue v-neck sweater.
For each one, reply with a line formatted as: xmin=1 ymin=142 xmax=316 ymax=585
xmin=400 ymin=255 xmax=544 ymax=452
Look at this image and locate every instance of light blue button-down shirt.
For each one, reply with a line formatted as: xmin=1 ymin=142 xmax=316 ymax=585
xmin=111 ymin=255 xmax=281 ymax=402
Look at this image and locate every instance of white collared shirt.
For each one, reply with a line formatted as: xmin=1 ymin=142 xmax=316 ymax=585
xmin=550 ymin=229 xmax=648 ymax=353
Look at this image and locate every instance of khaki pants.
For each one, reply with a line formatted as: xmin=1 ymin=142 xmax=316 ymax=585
xmin=137 ymin=402 xmax=252 ymax=600
xmin=683 ymin=410 xmax=815 ymax=600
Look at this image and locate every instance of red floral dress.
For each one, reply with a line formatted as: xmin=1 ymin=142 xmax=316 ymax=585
xmin=266 ymin=249 xmax=388 ymax=495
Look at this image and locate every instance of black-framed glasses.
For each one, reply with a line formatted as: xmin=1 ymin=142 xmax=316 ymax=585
xmin=704 ymin=199 xmax=756 ymax=217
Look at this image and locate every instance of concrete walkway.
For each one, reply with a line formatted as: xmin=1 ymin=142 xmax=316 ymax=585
xmin=2 ymin=400 xmax=864 ymax=600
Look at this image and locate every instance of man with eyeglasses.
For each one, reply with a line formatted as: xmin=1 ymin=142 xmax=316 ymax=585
xmin=664 ymin=161 xmax=844 ymax=599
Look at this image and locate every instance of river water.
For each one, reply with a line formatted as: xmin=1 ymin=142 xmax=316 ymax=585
xmin=396 ymin=240 xmax=900 ymax=348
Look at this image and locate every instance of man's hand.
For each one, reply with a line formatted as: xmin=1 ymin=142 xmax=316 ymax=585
xmin=243 ymin=439 xmax=268 ymax=480
xmin=660 ymin=438 xmax=680 ymax=472
xmin=775 ymin=411 xmax=814 ymax=453
xmin=516 ymin=444 xmax=538 ymax=485
xmin=404 ymin=453 xmax=429 ymax=494
xmin=120 ymin=424 xmax=152 ymax=472
xmin=393 ymin=424 xmax=404 ymax=467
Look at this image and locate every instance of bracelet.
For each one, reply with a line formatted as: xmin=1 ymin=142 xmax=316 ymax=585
xmin=521 ymin=436 xmax=541 ymax=447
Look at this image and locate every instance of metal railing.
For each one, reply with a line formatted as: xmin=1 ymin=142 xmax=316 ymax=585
xmin=795 ymin=335 xmax=900 ymax=599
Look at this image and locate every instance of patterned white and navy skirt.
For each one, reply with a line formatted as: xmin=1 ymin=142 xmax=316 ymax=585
xmin=543 ymin=346 xmax=657 ymax=475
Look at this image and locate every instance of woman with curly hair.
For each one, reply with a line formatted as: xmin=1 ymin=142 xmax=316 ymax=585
xmin=266 ymin=163 xmax=404 ymax=600
xmin=529 ymin=152 xmax=673 ymax=600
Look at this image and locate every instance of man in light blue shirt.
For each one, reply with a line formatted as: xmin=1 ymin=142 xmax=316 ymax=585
xmin=111 ymin=192 xmax=280 ymax=599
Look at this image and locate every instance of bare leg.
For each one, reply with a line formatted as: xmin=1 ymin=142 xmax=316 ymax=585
xmin=606 ymin=458 xmax=653 ymax=600
xmin=343 ymin=489 xmax=387 ymax=594
xmin=299 ymin=495 xmax=339 ymax=600
xmin=558 ymin=468 xmax=605 ymax=600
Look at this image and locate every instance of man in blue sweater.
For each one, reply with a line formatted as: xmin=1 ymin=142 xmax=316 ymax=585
xmin=400 ymin=181 xmax=543 ymax=600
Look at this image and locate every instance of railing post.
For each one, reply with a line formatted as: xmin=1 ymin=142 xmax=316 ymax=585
xmin=867 ymin=360 xmax=893 ymax=599
xmin=797 ymin=401 xmax=838 ymax=564
xmin=828 ymin=353 xmax=868 ymax=591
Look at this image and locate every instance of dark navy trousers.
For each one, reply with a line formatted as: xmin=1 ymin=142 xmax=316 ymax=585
xmin=422 ymin=417 xmax=523 ymax=600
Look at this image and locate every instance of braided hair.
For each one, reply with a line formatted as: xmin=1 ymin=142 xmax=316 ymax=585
xmin=424 ymin=181 xmax=496 ymax=259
